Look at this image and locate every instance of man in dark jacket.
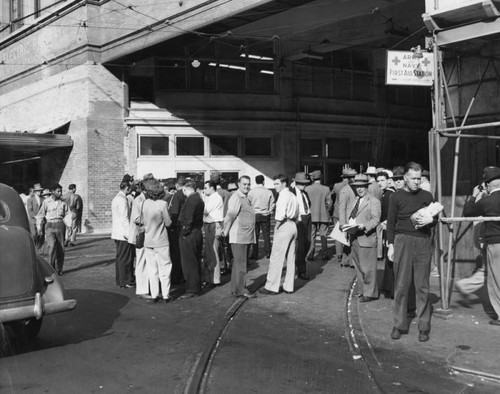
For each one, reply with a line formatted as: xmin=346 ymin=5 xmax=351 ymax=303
xmin=178 ymin=179 xmax=204 ymax=298
xmin=463 ymin=166 xmax=500 ymax=326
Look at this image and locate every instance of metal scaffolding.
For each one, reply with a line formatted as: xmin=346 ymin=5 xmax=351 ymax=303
xmin=426 ymin=2 xmax=500 ymax=315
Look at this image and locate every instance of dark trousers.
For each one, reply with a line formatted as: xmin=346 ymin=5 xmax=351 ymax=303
xmin=393 ymin=234 xmax=432 ymax=332
xmin=114 ymin=239 xmax=134 ymax=286
xmin=179 ymin=228 xmax=203 ymax=294
xmin=307 ymin=222 xmax=329 ymax=259
xmin=168 ymin=226 xmax=184 ymax=284
xmin=251 ymin=214 xmax=272 ymax=258
xmin=296 ymin=214 xmax=311 ymax=275
xmin=46 ymin=221 xmax=65 ymax=275
xmin=202 ymin=222 xmax=223 ymax=284
xmin=230 ymin=243 xmax=250 ymax=295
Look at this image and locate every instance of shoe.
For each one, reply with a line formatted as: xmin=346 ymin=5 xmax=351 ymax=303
xmin=298 ymin=273 xmax=310 ymax=280
xmin=283 ymin=290 xmax=293 ymax=294
xmin=418 ymin=330 xmax=430 ymax=342
xmin=266 ymin=253 xmax=271 ymax=259
xmin=359 ymin=296 xmax=377 ymax=303
xmin=259 ymin=288 xmax=279 ymax=295
xmin=163 ymin=298 xmax=171 ymax=303
xmin=202 ymin=282 xmax=216 ymax=289
xmin=322 ymin=255 xmax=329 ymax=261
xmin=240 ymin=293 xmax=257 ymax=299
xmin=391 ymin=328 xmax=403 ymax=340
xmin=147 ymin=297 xmax=160 ymax=303
xmin=120 ymin=284 xmax=135 ymax=289
xmin=179 ymin=292 xmax=199 ymax=299
xmin=407 ymin=311 xmax=416 ymax=319
xmin=489 ymin=320 xmax=500 ymax=326
xmin=306 ymin=256 xmax=314 ymax=261
xmin=340 ymin=263 xmax=349 ymax=268
xmin=137 ymin=294 xmax=153 ymax=300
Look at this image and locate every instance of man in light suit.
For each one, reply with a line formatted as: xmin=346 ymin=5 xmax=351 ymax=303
xmin=338 ymin=169 xmax=358 ymax=267
xmin=111 ymin=181 xmax=135 ymax=288
xmin=343 ymin=174 xmax=381 ymax=302
xmin=27 ymin=182 xmax=44 ymax=254
xmin=305 ymin=170 xmax=332 ymax=261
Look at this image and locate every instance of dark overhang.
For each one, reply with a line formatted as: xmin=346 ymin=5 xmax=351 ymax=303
xmin=0 ymin=132 xmax=73 ymax=164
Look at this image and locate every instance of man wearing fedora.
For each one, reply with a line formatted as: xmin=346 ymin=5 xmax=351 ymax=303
xmin=290 ymin=172 xmax=312 ymax=280
xmin=343 ymin=174 xmax=381 ymax=302
xmin=387 ymin=162 xmax=435 ymax=342
xmin=365 ymin=166 xmax=383 ymax=200
xmin=338 ymin=169 xmax=358 ymax=268
xmin=27 ymin=183 xmax=45 ymax=254
xmin=464 ymin=166 xmax=500 ymax=326
xmin=420 ymin=170 xmax=431 ymax=192
xmin=305 ymin=170 xmax=332 ymax=261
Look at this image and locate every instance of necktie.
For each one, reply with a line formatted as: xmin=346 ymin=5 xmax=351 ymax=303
xmin=349 ymin=198 xmax=360 ymax=219
xmin=301 ymin=192 xmax=309 ymax=214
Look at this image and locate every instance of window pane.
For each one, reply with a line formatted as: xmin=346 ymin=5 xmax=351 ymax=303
xmin=249 ymin=62 xmax=274 ymax=93
xmin=190 ymin=60 xmax=216 ymax=90
xmin=327 ymin=138 xmax=350 ymax=159
xmin=245 ymin=137 xmax=272 ymax=157
xmin=157 ymin=59 xmax=186 ymax=90
xmin=351 ymin=140 xmax=372 ymax=160
xmin=219 ymin=61 xmax=246 ymax=91
xmin=353 ymin=73 xmax=372 ymax=101
xmin=210 ymin=136 xmax=238 ymax=156
xmin=301 ymin=139 xmax=323 ymax=158
xmin=332 ymin=70 xmax=351 ymax=99
xmin=177 ymin=172 xmax=205 ymax=190
xmin=177 ymin=137 xmax=204 ymax=156
xmin=140 ymin=136 xmax=169 ymax=156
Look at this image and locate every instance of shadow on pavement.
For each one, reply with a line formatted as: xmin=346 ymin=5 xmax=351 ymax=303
xmin=1 ymin=289 xmax=129 ymax=356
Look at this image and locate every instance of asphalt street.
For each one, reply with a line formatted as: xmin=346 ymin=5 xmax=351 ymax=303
xmin=0 ymin=235 xmax=499 ymax=394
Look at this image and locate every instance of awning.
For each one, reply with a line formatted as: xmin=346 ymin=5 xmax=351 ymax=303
xmin=0 ymin=132 xmax=73 ymax=164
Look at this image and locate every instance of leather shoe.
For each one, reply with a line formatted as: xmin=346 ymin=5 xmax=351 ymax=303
xmin=391 ymin=327 xmax=407 ymax=340
xmin=359 ymin=296 xmax=377 ymax=303
xmin=298 ymin=273 xmax=310 ymax=280
xmin=489 ymin=320 xmax=500 ymax=326
xmin=259 ymin=288 xmax=279 ymax=295
xmin=147 ymin=297 xmax=161 ymax=303
xmin=120 ymin=284 xmax=135 ymax=289
xmin=418 ymin=330 xmax=430 ymax=342
xmin=283 ymin=290 xmax=293 ymax=294
xmin=266 ymin=253 xmax=271 ymax=259
xmin=163 ymin=298 xmax=172 ymax=303
xmin=240 ymin=293 xmax=257 ymax=299
xmin=179 ymin=292 xmax=199 ymax=299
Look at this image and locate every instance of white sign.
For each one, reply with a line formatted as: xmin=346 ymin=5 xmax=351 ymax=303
xmin=386 ymin=50 xmax=434 ymax=86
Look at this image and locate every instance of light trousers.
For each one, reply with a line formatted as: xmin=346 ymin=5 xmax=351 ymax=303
xmin=351 ymin=238 xmax=378 ymax=298
xmin=265 ymin=221 xmax=297 ymax=293
xmin=145 ymin=245 xmax=172 ymax=299
xmin=486 ymin=244 xmax=500 ymax=318
xmin=134 ymin=246 xmax=149 ymax=295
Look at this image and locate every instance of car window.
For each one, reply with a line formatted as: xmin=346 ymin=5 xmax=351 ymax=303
xmin=0 ymin=200 xmax=10 ymax=222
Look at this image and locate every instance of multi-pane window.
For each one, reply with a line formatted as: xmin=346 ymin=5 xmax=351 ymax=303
xmin=157 ymin=39 xmax=275 ymax=93
xmin=327 ymin=138 xmax=350 ymax=159
xmin=301 ymin=139 xmax=323 ymax=158
xmin=139 ymin=136 xmax=169 ymax=156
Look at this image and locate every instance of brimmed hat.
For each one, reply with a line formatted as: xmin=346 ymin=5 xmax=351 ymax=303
xmin=42 ymin=189 xmax=51 ymax=197
xmin=483 ymin=166 xmax=500 ymax=183
xmin=422 ymin=170 xmax=430 ymax=177
xmin=351 ymin=174 xmax=370 ymax=187
xmin=294 ymin=172 xmax=310 ymax=184
xmin=343 ymin=169 xmax=357 ymax=178
xmin=365 ymin=166 xmax=377 ymax=176
xmin=33 ymin=183 xmax=43 ymax=191
xmin=310 ymin=170 xmax=322 ymax=180
xmin=392 ymin=166 xmax=405 ymax=179
xmin=227 ymin=182 xmax=238 ymax=191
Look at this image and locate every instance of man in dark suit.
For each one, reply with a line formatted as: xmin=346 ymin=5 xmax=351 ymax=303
xmin=290 ymin=172 xmax=312 ymax=280
xmin=167 ymin=177 xmax=186 ymax=284
xmin=178 ymin=179 xmax=205 ymax=299
xmin=305 ymin=170 xmax=332 ymax=261
xmin=463 ymin=166 xmax=500 ymax=326
xmin=343 ymin=174 xmax=381 ymax=302
xmin=27 ymin=183 xmax=44 ymax=254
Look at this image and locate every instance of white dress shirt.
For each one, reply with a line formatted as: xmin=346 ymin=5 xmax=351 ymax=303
xmin=275 ymin=188 xmax=299 ymax=222
xmin=204 ymin=192 xmax=224 ymax=223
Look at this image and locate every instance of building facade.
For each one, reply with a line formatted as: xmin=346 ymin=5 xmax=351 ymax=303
xmin=0 ymin=0 xmax=431 ymax=232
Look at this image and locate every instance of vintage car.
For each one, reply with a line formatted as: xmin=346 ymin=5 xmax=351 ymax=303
xmin=0 ymin=183 xmax=76 ymax=337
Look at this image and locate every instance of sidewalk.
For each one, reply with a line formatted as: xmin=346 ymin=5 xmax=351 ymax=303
xmin=355 ymin=263 xmax=500 ymax=384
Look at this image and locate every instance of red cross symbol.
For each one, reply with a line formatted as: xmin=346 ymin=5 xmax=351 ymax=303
xmin=392 ymin=56 xmax=401 ymax=66
xmin=422 ymin=57 xmax=430 ymax=67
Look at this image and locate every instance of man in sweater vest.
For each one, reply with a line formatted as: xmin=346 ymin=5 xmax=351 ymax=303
xmin=387 ymin=162 xmax=436 ymax=342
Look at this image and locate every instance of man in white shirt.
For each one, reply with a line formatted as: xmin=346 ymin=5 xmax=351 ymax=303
xmin=203 ymin=181 xmax=224 ymax=287
xmin=248 ymin=175 xmax=275 ymax=259
xmin=260 ymin=175 xmax=299 ymax=295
